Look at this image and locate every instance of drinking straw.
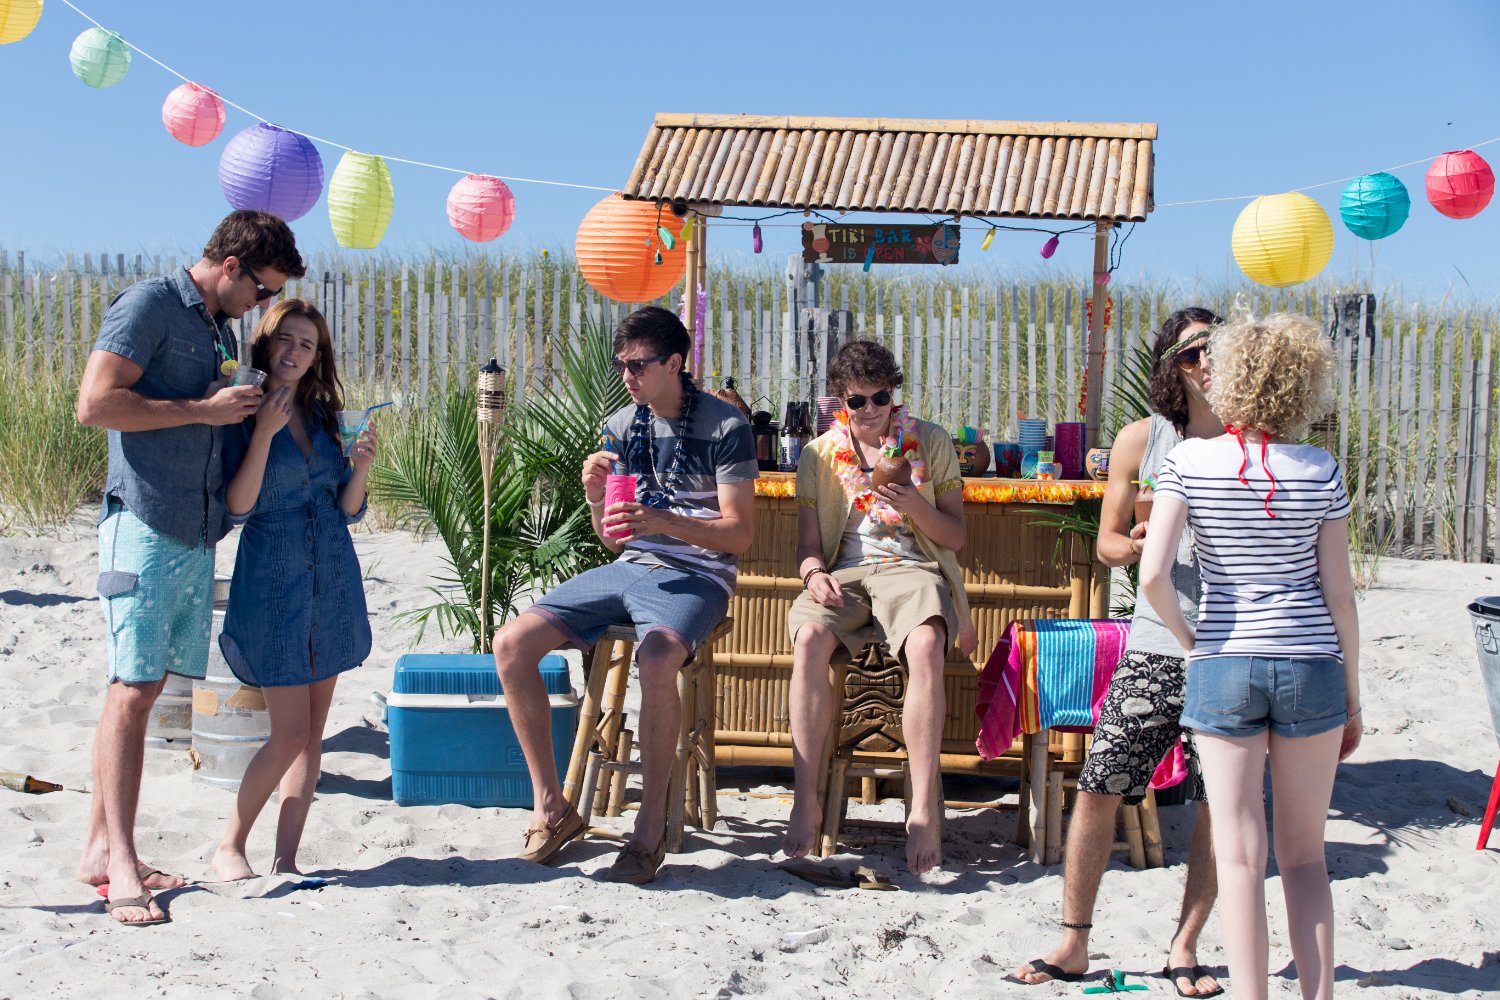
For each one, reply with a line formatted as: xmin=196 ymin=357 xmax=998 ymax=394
xmin=344 ymin=401 xmax=394 ymax=455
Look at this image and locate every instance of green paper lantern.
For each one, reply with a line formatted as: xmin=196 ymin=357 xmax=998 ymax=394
xmin=1339 ymin=172 xmax=1410 ymax=241
xmin=70 ymin=27 xmax=130 ymax=89
xmin=328 ymin=151 xmax=394 ymax=249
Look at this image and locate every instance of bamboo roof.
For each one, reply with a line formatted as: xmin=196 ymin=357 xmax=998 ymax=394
xmin=622 ymin=114 xmax=1157 ymax=222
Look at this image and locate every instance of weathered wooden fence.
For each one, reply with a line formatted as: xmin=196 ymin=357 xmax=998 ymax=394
xmin=2 ymin=251 xmax=1496 ymax=562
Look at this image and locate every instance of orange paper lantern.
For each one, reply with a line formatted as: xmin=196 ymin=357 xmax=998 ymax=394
xmin=575 ymin=194 xmax=686 ymax=303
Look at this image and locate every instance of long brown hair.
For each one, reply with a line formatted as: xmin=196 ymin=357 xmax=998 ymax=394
xmin=248 ymin=298 xmax=344 ymax=442
xmin=1146 ymin=306 xmax=1223 ymax=429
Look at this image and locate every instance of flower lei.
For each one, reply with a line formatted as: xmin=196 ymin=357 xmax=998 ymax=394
xmin=831 ymin=405 xmax=925 ymax=527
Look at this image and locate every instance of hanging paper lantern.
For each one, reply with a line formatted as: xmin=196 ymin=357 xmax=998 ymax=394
xmin=1230 ymin=192 xmax=1334 ymax=288
xmin=217 ymin=124 xmax=324 ymax=221
xmin=328 ymin=151 xmax=395 ymax=249
xmin=70 ymin=27 xmax=129 ymax=89
xmin=1339 ymin=172 xmax=1410 ymax=240
xmin=446 ymin=174 xmax=515 ymax=242
xmin=0 ymin=1 xmax=44 ymax=45
xmin=575 ymin=194 xmax=686 ymax=302
xmin=161 ymin=82 xmax=225 ymax=147
xmin=1426 ymin=150 xmax=1494 ymax=220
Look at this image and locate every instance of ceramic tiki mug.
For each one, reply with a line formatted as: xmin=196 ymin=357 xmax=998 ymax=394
xmin=1085 ymin=447 xmax=1111 ymax=481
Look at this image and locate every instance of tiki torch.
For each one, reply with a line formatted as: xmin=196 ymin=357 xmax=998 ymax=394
xmin=477 ymin=357 xmax=507 ymax=650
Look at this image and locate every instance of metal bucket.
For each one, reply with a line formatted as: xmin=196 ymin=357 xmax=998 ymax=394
xmin=190 ymin=608 xmax=269 ymax=790
xmin=1467 ymin=598 xmax=1500 ymax=742
xmin=147 ymin=574 xmax=231 ymax=751
xmin=144 ymin=672 xmax=194 ymax=750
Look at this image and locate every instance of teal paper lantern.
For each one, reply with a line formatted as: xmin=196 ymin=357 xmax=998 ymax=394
xmin=1339 ymin=172 xmax=1410 ymax=241
xmin=69 ymin=27 xmax=130 ymax=89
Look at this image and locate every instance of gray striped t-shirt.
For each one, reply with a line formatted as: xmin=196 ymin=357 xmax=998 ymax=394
xmin=603 ymin=393 xmax=757 ymax=594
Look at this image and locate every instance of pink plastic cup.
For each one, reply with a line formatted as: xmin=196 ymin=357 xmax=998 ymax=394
xmin=603 ymin=474 xmax=637 ymax=539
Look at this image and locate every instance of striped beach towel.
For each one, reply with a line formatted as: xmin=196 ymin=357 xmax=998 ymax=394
xmin=974 ymin=619 xmax=1132 ymax=759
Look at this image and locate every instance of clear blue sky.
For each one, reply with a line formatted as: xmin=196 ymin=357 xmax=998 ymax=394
xmin=1 ymin=0 xmax=1496 ymax=302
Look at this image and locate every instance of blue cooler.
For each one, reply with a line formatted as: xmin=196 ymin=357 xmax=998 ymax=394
xmin=388 ymin=653 xmax=576 ymax=807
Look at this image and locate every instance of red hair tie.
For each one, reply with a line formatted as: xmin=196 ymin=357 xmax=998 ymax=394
xmin=1226 ymin=425 xmax=1277 ymax=518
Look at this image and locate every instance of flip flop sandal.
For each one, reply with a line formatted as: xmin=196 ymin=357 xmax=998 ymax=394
xmin=783 ymin=862 xmax=859 ymax=889
xmin=854 ymin=866 xmax=898 ymax=891
xmin=93 ymin=861 xmax=188 ymax=896
xmin=1163 ymin=966 xmax=1224 ymax=998
xmin=1004 ymin=960 xmax=1085 ymax=985
xmin=104 ymin=892 xmax=168 ymax=927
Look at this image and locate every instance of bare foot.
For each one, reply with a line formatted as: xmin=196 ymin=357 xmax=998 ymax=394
xmin=269 ymin=862 xmax=303 ymax=876
xmin=79 ymin=854 xmax=186 ymax=890
xmin=1013 ymin=939 xmax=1090 ymax=985
xmin=904 ymin=812 xmax=942 ymax=875
xmin=1167 ymin=936 xmax=1222 ymax=997
xmin=210 ymin=845 xmax=258 ymax=882
xmin=782 ymin=797 xmax=821 ymax=859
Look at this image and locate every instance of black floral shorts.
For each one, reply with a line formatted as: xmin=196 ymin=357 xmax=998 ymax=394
xmin=1076 ymin=649 xmax=1204 ymax=805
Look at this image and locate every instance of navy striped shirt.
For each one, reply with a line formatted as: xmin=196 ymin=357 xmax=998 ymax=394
xmin=1154 ymin=438 xmax=1350 ymax=661
xmin=602 ymin=393 xmax=757 ymax=595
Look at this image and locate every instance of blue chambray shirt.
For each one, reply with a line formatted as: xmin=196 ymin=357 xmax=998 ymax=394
xmin=92 ymin=268 xmax=238 ymax=548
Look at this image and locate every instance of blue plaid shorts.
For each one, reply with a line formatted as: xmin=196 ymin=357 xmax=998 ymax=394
xmin=524 ymin=559 xmax=729 ymax=655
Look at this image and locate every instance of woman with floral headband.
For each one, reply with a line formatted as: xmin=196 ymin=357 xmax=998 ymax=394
xmin=1141 ymin=313 xmax=1361 ymax=1000
xmin=782 ymin=339 xmax=977 ymax=875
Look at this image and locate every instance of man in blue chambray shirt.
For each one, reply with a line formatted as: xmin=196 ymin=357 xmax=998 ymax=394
xmin=75 ymin=210 xmax=305 ymax=926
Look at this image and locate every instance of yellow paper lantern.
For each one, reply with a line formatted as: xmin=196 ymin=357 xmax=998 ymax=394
xmin=1231 ymin=193 xmax=1334 ymax=288
xmin=575 ymin=194 xmax=686 ymax=303
xmin=0 ymin=0 xmax=43 ymax=44
xmin=328 ymin=151 xmax=394 ymax=249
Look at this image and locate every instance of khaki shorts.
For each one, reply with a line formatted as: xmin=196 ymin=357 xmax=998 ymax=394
xmin=787 ymin=561 xmax=958 ymax=660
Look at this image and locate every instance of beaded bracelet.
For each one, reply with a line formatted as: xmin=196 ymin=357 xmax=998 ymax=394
xmin=802 ymin=567 xmax=830 ymax=587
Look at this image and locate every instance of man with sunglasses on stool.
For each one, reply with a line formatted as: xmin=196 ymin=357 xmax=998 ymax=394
xmin=1013 ymin=308 xmax=1226 ymax=997
xmin=75 ymin=210 xmax=304 ymax=925
xmin=493 ymin=305 xmax=757 ymax=885
xmin=782 ymin=339 xmax=978 ymax=876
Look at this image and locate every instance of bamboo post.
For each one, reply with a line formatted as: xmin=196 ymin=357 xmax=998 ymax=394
xmin=476 ymin=358 xmax=507 ymax=650
xmin=1084 ymin=221 xmax=1110 ymax=449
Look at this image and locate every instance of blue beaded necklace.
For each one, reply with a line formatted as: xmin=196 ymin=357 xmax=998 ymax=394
xmin=627 ymin=370 xmax=697 ymax=509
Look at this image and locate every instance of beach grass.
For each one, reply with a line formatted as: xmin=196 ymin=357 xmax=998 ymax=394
xmin=0 ymin=363 xmax=105 ymax=535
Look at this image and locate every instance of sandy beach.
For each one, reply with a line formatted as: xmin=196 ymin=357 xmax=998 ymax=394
xmin=1 ymin=520 xmax=1497 ymax=999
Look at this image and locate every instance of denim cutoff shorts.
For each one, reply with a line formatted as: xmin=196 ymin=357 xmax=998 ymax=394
xmin=524 ymin=558 xmax=730 ymax=656
xmin=1181 ymin=655 xmax=1348 ymax=739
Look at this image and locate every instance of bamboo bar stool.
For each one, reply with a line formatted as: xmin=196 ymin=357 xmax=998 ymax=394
xmin=1023 ymin=727 xmax=1164 ymax=868
xmin=562 ymin=619 xmax=732 ymax=853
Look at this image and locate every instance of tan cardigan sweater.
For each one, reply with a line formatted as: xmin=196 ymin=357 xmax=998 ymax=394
xmin=794 ymin=415 xmax=973 ymax=631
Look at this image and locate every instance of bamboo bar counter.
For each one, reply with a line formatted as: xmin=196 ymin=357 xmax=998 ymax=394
xmin=711 ymin=472 xmax=1107 ymax=772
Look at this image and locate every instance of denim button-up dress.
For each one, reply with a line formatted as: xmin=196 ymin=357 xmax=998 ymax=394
xmin=218 ymin=411 xmax=372 ymax=687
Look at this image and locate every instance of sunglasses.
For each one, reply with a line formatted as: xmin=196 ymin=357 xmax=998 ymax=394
xmin=239 ymin=263 xmax=281 ymax=302
xmin=1173 ymin=343 xmax=1210 ymax=369
xmin=609 ymin=353 xmax=668 ymax=376
xmin=844 ymin=389 xmax=893 ymax=410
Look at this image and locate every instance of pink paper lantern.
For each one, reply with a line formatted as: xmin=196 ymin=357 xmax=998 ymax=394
xmin=161 ymin=82 xmax=225 ymax=147
xmin=446 ymin=174 xmax=515 ymax=242
xmin=1426 ymin=150 xmax=1495 ymax=220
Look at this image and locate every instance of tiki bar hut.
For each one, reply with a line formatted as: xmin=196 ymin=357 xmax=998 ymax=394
xmin=616 ymin=113 xmax=1162 ymax=864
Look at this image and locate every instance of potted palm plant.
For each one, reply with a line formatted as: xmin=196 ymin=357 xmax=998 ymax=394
xmin=370 ymin=321 xmax=628 ymax=652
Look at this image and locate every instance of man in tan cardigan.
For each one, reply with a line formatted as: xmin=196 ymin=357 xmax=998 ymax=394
xmin=782 ymin=340 xmax=977 ymax=875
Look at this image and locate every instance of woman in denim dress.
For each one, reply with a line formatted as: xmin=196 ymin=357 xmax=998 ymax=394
xmin=211 ymin=299 xmax=376 ymax=880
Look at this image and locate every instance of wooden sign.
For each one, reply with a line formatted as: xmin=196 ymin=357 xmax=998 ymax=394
xmin=801 ymin=222 xmax=960 ymax=266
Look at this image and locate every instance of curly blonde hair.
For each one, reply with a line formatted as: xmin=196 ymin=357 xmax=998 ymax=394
xmin=1206 ymin=313 xmax=1335 ymax=439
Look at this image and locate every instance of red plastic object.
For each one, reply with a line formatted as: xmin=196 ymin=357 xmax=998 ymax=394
xmin=1426 ymin=150 xmax=1495 ymax=220
xmin=1479 ymin=759 xmax=1500 ymax=850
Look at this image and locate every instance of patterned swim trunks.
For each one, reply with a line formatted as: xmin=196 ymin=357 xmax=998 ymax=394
xmin=1076 ymin=649 xmax=1204 ymax=805
xmin=97 ymin=500 xmax=214 ymax=685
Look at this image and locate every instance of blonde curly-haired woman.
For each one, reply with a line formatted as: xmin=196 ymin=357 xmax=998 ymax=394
xmin=1140 ymin=313 xmax=1362 ymax=1000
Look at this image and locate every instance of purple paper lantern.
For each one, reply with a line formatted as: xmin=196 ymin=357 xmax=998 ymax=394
xmin=217 ymin=124 xmax=324 ymax=222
